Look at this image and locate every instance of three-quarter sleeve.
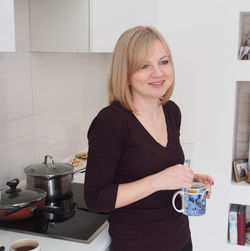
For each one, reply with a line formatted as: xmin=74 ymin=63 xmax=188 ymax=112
xmin=84 ymin=107 xmax=125 ymax=213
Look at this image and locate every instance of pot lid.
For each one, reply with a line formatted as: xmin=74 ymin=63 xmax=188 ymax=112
xmin=24 ymin=155 xmax=74 ymax=179
xmin=0 ymin=179 xmax=46 ymax=209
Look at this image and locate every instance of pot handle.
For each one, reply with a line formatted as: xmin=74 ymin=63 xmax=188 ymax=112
xmin=0 ymin=206 xmax=21 ymax=217
xmin=0 ymin=199 xmax=40 ymax=218
xmin=32 ymin=206 xmax=68 ymax=216
xmin=44 ymin=155 xmax=56 ymax=169
xmin=72 ymin=167 xmax=86 ymax=179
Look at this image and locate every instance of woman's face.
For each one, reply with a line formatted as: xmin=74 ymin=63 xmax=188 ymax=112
xmin=129 ymin=39 xmax=174 ymax=103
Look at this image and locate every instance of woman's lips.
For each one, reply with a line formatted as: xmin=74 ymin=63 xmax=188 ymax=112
xmin=148 ymin=80 xmax=165 ymax=87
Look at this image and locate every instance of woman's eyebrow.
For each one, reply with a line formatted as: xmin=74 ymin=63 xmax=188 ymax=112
xmin=159 ymin=55 xmax=169 ymax=60
xmin=141 ymin=55 xmax=169 ymax=64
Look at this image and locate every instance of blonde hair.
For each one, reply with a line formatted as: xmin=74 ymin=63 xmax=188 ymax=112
xmin=108 ymin=26 xmax=175 ymax=111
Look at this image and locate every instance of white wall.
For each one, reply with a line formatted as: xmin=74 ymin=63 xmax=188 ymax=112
xmin=156 ymin=0 xmax=250 ymax=250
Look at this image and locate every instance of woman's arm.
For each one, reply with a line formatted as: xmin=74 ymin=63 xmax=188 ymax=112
xmin=115 ymin=164 xmax=194 ymax=208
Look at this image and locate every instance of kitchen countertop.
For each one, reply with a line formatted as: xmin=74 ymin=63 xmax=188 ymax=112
xmin=0 ymin=227 xmax=111 ymax=251
xmin=0 ymin=170 xmax=111 ymax=251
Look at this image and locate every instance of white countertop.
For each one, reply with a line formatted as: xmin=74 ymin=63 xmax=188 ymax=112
xmin=0 ymin=227 xmax=111 ymax=251
xmin=0 ymin=171 xmax=111 ymax=251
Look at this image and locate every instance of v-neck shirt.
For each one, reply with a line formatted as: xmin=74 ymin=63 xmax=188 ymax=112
xmin=84 ymin=100 xmax=190 ymax=251
xmin=131 ymin=106 xmax=168 ymax=148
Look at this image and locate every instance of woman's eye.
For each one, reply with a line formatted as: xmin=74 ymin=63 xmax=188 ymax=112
xmin=141 ymin=64 xmax=149 ymax=69
xmin=160 ymin=60 xmax=169 ymax=65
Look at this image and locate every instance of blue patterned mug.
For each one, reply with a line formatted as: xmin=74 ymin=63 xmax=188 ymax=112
xmin=172 ymin=182 xmax=206 ymax=216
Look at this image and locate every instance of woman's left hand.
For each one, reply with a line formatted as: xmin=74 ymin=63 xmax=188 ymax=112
xmin=193 ymin=174 xmax=214 ymax=199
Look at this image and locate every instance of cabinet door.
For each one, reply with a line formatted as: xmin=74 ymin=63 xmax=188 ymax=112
xmin=90 ymin=0 xmax=156 ymax=52
xmin=30 ymin=0 xmax=89 ymax=52
xmin=0 ymin=0 xmax=15 ymax=51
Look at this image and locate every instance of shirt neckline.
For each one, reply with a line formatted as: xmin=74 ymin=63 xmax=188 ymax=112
xmin=129 ymin=104 xmax=171 ymax=150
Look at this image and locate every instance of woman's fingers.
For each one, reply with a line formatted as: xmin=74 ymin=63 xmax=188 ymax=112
xmin=194 ymin=174 xmax=214 ymax=199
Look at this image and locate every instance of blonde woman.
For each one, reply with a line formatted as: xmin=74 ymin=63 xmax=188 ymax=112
xmin=84 ymin=26 xmax=213 ymax=251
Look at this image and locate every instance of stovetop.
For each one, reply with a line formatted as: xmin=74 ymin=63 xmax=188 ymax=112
xmin=0 ymin=183 xmax=109 ymax=244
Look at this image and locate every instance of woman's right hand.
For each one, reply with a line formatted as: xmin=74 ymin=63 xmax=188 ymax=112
xmin=152 ymin=164 xmax=194 ymax=192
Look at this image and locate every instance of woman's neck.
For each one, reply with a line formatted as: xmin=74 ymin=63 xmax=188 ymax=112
xmin=132 ymin=97 xmax=162 ymax=119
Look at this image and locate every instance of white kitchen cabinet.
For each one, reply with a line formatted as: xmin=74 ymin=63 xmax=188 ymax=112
xmin=0 ymin=0 xmax=15 ymax=51
xmin=29 ymin=0 xmax=156 ymax=53
xmin=29 ymin=0 xmax=89 ymax=52
xmin=90 ymin=0 xmax=156 ymax=52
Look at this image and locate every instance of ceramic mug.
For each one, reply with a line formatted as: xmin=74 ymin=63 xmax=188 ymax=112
xmin=172 ymin=182 xmax=206 ymax=216
xmin=9 ymin=238 xmax=40 ymax=251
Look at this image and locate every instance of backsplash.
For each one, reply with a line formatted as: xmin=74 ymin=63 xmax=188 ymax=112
xmin=0 ymin=52 xmax=112 ymax=188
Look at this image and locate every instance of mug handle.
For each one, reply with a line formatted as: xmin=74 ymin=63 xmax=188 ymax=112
xmin=172 ymin=190 xmax=184 ymax=213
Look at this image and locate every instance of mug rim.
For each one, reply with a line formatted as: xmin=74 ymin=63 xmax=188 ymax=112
xmin=10 ymin=238 xmax=39 ymax=250
xmin=187 ymin=182 xmax=206 ymax=190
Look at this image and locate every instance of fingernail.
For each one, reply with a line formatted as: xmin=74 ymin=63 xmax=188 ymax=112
xmin=205 ymin=191 xmax=209 ymax=196
xmin=212 ymin=181 xmax=214 ymax=186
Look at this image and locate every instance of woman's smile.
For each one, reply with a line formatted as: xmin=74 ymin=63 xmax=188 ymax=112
xmin=148 ymin=80 xmax=165 ymax=87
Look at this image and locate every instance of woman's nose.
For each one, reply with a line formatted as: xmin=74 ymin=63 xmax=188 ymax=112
xmin=151 ymin=65 xmax=163 ymax=77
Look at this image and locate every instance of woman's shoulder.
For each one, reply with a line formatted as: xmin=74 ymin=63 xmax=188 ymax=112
xmin=97 ymin=101 xmax=129 ymax=120
xmin=88 ymin=101 xmax=128 ymax=137
xmin=163 ymin=100 xmax=182 ymax=129
xmin=163 ymin=100 xmax=181 ymax=115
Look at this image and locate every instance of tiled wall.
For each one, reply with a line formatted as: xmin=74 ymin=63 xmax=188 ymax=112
xmin=0 ymin=52 xmax=112 ymax=188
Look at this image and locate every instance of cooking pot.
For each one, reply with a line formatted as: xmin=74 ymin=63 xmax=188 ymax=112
xmin=0 ymin=179 xmax=66 ymax=221
xmin=25 ymin=155 xmax=84 ymax=199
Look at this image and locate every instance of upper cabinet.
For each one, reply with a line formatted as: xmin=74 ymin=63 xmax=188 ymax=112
xmin=29 ymin=0 xmax=89 ymax=52
xmin=90 ymin=0 xmax=156 ymax=52
xmin=0 ymin=0 xmax=15 ymax=51
xmin=29 ymin=0 xmax=156 ymax=53
xmin=0 ymin=0 xmax=31 ymax=52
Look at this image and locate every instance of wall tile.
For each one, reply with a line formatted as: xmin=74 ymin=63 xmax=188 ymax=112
xmin=0 ymin=117 xmax=34 ymax=188
xmin=33 ymin=102 xmax=84 ymax=162
xmin=81 ymin=53 xmax=112 ymax=147
xmin=32 ymin=53 xmax=84 ymax=114
xmin=0 ymin=53 xmax=32 ymax=122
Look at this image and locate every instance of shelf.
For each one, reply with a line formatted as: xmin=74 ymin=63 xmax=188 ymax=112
xmin=227 ymin=243 xmax=250 ymax=250
xmin=236 ymin=61 xmax=250 ymax=81
xmin=227 ymin=10 xmax=250 ymax=250
xmin=231 ymin=180 xmax=249 ymax=187
xmin=228 ymin=185 xmax=250 ymax=205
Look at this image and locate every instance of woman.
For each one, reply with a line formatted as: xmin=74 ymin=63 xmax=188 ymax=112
xmin=84 ymin=26 xmax=213 ymax=251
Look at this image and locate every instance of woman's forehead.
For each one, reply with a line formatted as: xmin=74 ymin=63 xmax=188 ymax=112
xmin=138 ymin=40 xmax=169 ymax=62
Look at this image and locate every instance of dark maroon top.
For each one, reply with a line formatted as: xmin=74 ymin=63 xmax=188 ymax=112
xmin=84 ymin=100 xmax=190 ymax=251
